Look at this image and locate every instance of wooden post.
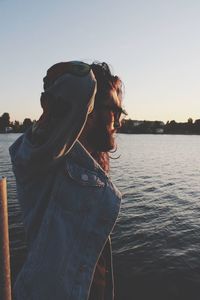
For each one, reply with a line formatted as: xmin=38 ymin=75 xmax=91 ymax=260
xmin=0 ymin=177 xmax=12 ymax=300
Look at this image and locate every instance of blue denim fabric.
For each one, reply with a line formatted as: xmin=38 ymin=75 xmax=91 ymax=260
xmin=9 ymin=129 xmax=121 ymax=300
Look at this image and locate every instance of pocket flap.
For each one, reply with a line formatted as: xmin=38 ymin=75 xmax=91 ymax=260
xmin=66 ymin=160 xmax=105 ymax=187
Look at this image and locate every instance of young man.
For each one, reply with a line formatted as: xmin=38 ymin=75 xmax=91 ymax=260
xmin=10 ymin=61 xmax=127 ymax=300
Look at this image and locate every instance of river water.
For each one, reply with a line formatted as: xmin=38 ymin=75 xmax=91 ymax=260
xmin=1 ymin=133 xmax=200 ymax=300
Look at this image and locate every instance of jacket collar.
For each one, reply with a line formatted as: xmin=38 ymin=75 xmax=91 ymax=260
xmin=67 ymin=140 xmax=107 ymax=178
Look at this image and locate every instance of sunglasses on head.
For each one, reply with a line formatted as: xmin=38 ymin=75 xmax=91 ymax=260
xmin=64 ymin=61 xmax=92 ymax=76
xmin=44 ymin=61 xmax=92 ymax=89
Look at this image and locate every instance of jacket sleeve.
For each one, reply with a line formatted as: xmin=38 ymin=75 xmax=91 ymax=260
xmin=9 ymin=71 xmax=97 ymax=182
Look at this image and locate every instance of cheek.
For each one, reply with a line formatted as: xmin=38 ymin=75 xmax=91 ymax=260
xmin=106 ymin=112 xmax=115 ymax=130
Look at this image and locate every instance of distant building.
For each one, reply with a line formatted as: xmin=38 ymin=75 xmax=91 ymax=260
xmin=5 ymin=126 xmax=13 ymax=133
xmin=119 ymin=119 xmax=165 ymax=134
xmin=132 ymin=120 xmax=144 ymax=127
xmin=154 ymin=128 xmax=164 ymax=134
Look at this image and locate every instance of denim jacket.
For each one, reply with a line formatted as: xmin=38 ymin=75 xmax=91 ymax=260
xmin=9 ymin=129 xmax=121 ymax=300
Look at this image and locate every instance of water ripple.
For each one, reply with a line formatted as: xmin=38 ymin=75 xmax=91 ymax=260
xmin=2 ymin=134 xmax=200 ymax=299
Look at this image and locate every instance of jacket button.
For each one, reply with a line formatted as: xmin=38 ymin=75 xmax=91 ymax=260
xmin=81 ymin=174 xmax=88 ymax=181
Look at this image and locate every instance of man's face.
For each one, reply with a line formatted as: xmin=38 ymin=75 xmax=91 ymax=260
xmin=85 ymin=88 xmax=122 ymax=152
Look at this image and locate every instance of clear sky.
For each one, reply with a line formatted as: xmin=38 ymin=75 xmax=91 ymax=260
xmin=1 ymin=0 xmax=200 ymax=123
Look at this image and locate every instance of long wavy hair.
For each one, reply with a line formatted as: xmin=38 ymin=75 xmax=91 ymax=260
xmin=90 ymin=62 xmax=123 ymax=173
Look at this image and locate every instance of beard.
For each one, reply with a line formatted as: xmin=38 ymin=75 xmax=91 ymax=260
xmin=86 ymin=119 xmax=116 ymax=152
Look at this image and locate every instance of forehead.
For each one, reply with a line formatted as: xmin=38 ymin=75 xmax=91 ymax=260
xmin=105 ymin=88 xmax=121 ymax=107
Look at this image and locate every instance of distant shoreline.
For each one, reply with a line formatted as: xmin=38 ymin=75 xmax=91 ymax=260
xmin=1 ymin=132 xmax=200 ymax=136
xmin=1 ymin=113 xmax=200 ymax=135
xmin=118 ymin=119 xmax=200 ymax=135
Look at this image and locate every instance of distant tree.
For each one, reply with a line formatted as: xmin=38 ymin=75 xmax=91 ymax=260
xmin=13 ymin=120 xmax=21 ymax=133
xmin=187 ymin=118 xmax=193 ymax=124
xmin=164 ymin=120 xmax=177 ymax=134
xmin=22 ymin=118 xmax=33 ymax=132
xmin=193 ymin=119 xmax=200 ymax=134
xmin=0 ymin=112 xmax=10 ymax=132
xmin=194 ymin=119 xmax=200 ymax=126
xmin=185 ymin=118 xmax=194 ymax=133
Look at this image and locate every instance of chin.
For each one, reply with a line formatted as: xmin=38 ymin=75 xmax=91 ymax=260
xmin=99 ymin=135 xmax=116 ymax=152
xmin=87 ymin=127 xmax=116 ymax=152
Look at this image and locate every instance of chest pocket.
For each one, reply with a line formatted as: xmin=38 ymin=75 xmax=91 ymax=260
xmin=65 ymin=160 xmax=105 ymax=188
xmin=53 ymin=160 xmax=106 ymax=214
